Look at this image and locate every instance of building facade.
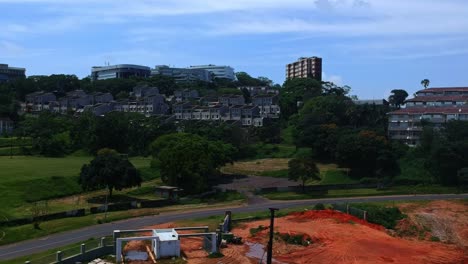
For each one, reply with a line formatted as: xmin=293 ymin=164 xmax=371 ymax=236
xmin=188 ymin=65 xmax=236 ymax=81
xmin=91 ymin=64 xmax=151 ymax=81
xmin=152 ymin=65 xmax=212 ymax=83
xmin=388 ymin=87 xmax=468 ymax=145
xmin=286 ymin=57 xmax=322 ymax=81
xmin=0 ymin=64 xmax=26 ymax=83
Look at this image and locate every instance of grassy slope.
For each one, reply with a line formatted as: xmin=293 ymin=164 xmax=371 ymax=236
xmin=0 ymin=156 xmax=151 ymax=218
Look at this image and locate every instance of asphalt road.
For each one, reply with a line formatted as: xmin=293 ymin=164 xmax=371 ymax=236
xmin=0 ymin=193 xmax=467 ymax=261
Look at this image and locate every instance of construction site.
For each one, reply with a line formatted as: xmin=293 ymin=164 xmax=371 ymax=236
xmin=112 ymin=200 xmax=468 ymax=264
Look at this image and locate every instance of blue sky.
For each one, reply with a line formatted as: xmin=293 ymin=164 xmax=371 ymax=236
xmin=1 ymin=0 xmax=468 ymax=98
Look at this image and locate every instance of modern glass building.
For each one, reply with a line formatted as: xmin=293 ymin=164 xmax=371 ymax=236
xmin=0 ymin=64 xmax=26 ymax=83
xmin=188 ymin=64 xmax=236 ymax=81
xmin=91 ymin=64 xmax=151 ymax=81
xmin=152 ymin=65 xmax=212 ymax=82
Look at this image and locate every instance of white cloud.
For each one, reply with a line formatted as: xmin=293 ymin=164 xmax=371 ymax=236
xmin=323 ymin=72 xmax=344 ymax=86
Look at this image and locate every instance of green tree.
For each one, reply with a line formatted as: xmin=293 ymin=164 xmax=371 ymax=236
xmin=388 ymin=89 xmax=409 ymax=109
xmin=279 ymin=77 xmax=322 ymax=120
xmin=150 ymin=133 xmax=235 ymax=194
xmin=79 ymin=148 xmax=141 ymax=197
xmin=421 ymin=79 xmax=430 ymax=89
xmin=288 ymin=158 xmax=320 ymax=191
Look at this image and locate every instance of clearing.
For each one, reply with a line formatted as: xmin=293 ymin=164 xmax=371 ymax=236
xmin=0 ymin=156 xmax=151 ymax=218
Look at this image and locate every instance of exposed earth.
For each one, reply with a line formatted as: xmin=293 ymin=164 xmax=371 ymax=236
xmin=122 ymin=200 xmax=467 ymax=264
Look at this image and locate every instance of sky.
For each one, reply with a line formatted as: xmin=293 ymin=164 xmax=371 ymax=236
xmin=1 ymin=0 xmax=468 ymax=99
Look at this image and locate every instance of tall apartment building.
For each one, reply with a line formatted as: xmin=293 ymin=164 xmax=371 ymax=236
xmin=188 ymin=65 xmax=236 ymax=81
xmin=286 ymin=57 xmax=322 ymax=81
xmin=91 ymin=64 xmax=151 ymax=81
xmin=0 ymin=64 xmax=26 ymax=83
xmin=388 ymin=87 xmax=468 ymax=145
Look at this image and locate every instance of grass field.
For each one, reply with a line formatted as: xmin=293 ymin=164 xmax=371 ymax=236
xmin=0 ymin=156 xmax=152 ymax=218
xmin=221 ymin=158 xmax=352 ymax=185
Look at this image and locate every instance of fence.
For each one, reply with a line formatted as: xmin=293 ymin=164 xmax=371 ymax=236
xmin=255 ymin=183 xmax=378 ymax=194
xmin=331 ymin=203 xmax=367 ymax=221
xmin=1 ymin=200 xmax=176 ymax=227
xmin=25 ymin=237 xmax=114 ymax=264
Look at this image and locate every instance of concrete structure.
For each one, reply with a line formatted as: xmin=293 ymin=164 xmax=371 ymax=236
xmin=388 ymin=87 xmax=468 ymax=145
xmin=188 ymin=65 xmax=236 ymax=81
xmin=286 ymin=56 xmax=322 ymax=81
xmin=114 ymin=227 xmax=217 ymax=263
xmin=353 ymin=99 xmax=389 ymax=106
xmin=152 ymin=65 xmax=212 ymax=82
xmin=0 ymin=64 xmax=26 ymax=83
xmin=153 ymin=229 xmax=181 ymax=259
xmin=91 ymin=64 xmax=151 ymax=81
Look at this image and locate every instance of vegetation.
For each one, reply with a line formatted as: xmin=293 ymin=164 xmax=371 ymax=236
xmin=150 ymin=133 xmax=236 ymax=194
xmin=352 ymin=203 xmax=406 ymax=229
xmin=79 ymin=148 xmax=142 ymax=197
xmin=288 ymin=158 xmax=320 ymax=191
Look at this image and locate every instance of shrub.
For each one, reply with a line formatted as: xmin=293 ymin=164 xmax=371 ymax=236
xmin=250 ymin=225 xmax=267 ymax=236
xmin=353 ymin=204 xmax=405 ymax=229
xmin=314 ymin=203 xmax=325 ymax=210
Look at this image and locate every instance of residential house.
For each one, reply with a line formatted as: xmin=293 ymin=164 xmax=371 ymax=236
xmin=219 ymin=95 xmax=245 ymax=106
xmin=174 ymin=89 xmax=199 ymax=102
xmin=388 ymin=87 xmax=468 ymax=145
xmin=0 ymin=117 xmax=13 ymax=134
xmin=252 ymin=94 xmax=280 ymax=118
xmin=133 ymin=86 xmax=160 ymax=99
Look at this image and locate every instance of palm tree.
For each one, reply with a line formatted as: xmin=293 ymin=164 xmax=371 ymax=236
xmin=421 ymin=79 xmax=430 ymax=89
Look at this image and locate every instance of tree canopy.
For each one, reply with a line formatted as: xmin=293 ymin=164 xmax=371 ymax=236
xmin=150 ymin=133 xmax=236 ymax=194
xmin=79 ymin=148 xmax=141 ymax=196
xmin=288 ymin=157 xmax=320 ymax=191
xmin=388 ymin=89 xmax=409 ymax=109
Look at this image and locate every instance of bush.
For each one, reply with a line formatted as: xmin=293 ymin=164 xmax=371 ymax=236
xmin=250 ymin=225 xmax=267 ymax=236
xmin=314 ymin=203 xmax=325 ymax=210
xmin=353 ymin=204 xmax=405 ymax=229
xmin=276 ymin=232 xmax=312 ymax=246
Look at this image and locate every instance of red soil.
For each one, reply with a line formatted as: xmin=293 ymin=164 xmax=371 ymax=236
xmin=142 ymin=203 xmax=468 ymax=264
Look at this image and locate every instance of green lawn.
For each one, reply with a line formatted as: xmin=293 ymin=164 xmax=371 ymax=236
xmin=0 ymin=156 xmax=151 ymax=218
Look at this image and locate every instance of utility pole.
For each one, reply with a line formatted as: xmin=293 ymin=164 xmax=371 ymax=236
xmin=267 ymin=208 xmax=279 ymax=264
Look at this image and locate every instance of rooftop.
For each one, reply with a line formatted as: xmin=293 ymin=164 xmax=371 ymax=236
xmin=389 ymin=106 xmax=468 ymax=115
xmin=416 ymin=87 xmax=468 ymax=93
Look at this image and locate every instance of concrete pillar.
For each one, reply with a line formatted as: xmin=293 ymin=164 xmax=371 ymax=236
xmin=225 ymin=211 xmax=232 ymax=232
xmin=113 ymin=230 xmax=120 ymax=250
xmin=56 ymin=251 xmax=63 ymax=263
xmin=116 ymin=239 xmax=122 ymax=263
xmin=346 ymin=203 xmax=349 ymax=214
xmin=363 ymin=211 xmax=368 ymax=221
xmin=101 ymin=237 xmax=106 ymax=247
xmin=80 ymin=243 xmax=86 ymax=254
xmin=211 ymin=233 xmax=217 ymax=253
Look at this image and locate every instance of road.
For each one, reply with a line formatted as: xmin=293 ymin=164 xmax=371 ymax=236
xmin=0 ymin=193 xmax=467 ymax=261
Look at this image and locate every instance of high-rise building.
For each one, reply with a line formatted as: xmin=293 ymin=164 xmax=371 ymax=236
xmin=388 ymin=87 xmax=468 ymax=145
xmin=0 ymin=64 xmax=26 ymax=83
xmin=188 ymin=65 xmax=236 ymax=81
xmin=91 ymin=64 xmax=151 ymax=81
xmin=285 ymin=57 xmax=322 ymax=81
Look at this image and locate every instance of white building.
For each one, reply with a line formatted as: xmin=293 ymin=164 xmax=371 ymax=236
xmin=188 ymin=65 xmax=236 ymax=81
